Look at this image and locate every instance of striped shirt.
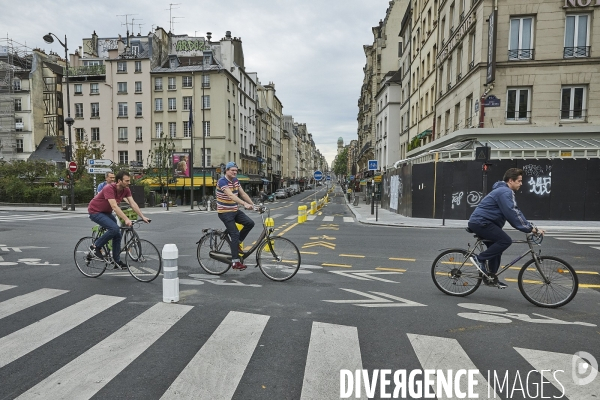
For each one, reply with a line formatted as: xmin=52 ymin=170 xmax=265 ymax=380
xmin=216 ymin=176 xmax=240 ymax=213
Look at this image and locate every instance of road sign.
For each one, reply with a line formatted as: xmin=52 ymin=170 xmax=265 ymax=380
xmin=326 ymin=176 xmax=331 ymax=181
xmin=368 ymin=160 xmax=378 ymax=171
xmin=88 ymin=167 xmax=112 ymax=174
xmin=59 ymin=177 xmax=65 ymax=183
xmin=68 ymin=161 xmax=77 ymax=172
xmin=313 ymin=170 xmax=323 ymax=181
xmin=88 ymin=159 xmax=113 ymax=166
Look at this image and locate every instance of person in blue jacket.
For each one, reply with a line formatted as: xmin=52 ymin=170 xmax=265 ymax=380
xmin=468 ymin=168 xmax=544 ymax=288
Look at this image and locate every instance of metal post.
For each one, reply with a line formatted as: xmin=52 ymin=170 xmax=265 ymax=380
xmin=442 ymin=193 xmax=446 ymax=226
xmin=375 ymin=198 xmax=378 ymax=221
xmin=162 ymin=244 xmax=179 ymax=303
xmin=482 ymin=168 xmax=488 ymax=197
xmin=371 ymin=192 xmax=375 ymax=215
xmin=190 ymin=71 xmax=194 ymax=209
xmin=201 ymin=49 xmax=206 ymax=203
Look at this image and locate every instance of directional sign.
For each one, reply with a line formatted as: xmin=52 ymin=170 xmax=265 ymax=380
xmin=88 ymin=167 xmax=112 ymax=174
xmin=88 ymin=159 xmax=113 ymax=166
xmin=368 ymin=160 xmax=378 ymax=171
xmin=313 ymin=170 xmax=323 ymax=181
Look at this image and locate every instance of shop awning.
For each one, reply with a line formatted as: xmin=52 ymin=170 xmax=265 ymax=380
xmin=261 ymin=178 xmax=270 ymax=184
xmin=417 ymin=129 xmax=432 ymax=140
xmin=141 ymin=176 xmax=216 ymax=188
xmin=237 ymin=174 xmax=250 ymax=182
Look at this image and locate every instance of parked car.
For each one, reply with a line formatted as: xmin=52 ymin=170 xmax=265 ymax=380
xmin=274 ymin=189 xmax=288 ymax=199
xmin=306 ymin=184 xmax=313 ymax=190
xmin=285 ymin=187 xmax=294 ymax=197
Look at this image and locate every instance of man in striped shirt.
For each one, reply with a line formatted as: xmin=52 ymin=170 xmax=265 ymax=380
xmin=217 ymin=162 xmax=256 ymax=270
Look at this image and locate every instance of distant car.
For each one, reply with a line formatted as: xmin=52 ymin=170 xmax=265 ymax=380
xmin=275 ymin=189 xmax=287 ymax=199
xmin=306 ymin=184 xmax=313 ymax=190
xmin=316 ymin=182 xmax=323 ymax=186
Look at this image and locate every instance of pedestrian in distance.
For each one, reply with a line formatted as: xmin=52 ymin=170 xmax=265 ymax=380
xmin=96 ymin=171 xmax=115 ymax=194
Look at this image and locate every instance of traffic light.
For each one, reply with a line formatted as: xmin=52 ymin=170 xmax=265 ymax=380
xmin=482 ymin=163 xmax=492 ymax=172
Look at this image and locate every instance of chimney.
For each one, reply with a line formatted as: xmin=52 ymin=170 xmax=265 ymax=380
xmin=226 ymin=31 xmax=232 ymax=39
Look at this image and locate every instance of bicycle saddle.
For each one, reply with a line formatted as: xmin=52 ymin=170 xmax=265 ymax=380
xmin=465 ymin=227 xmax=485 ymax=240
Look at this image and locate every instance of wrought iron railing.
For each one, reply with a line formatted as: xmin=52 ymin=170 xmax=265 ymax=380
xmin=508 ymin=49 xmax=534 ymax=60
xmin=560 ymin=108 xmax=587 ymax=121
xmin=506 ymin=110 xmax=531 ymax=122
xmin=67 ymin=65 xmax=106 ymax=76
xmin=563 ymin=46 xmax=591 ymax=58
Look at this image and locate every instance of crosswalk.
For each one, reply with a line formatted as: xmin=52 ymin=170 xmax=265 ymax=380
xmin=279 ymin=214 xmax=355 ymax=223
xmin=545 ymin=231 xmax=600 ymax=251
xmin=1 ymin=284 xmax=598 ymax=399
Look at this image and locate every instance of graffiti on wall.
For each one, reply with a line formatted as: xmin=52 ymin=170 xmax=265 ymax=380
xmin=172 ymin=38 xmax=208 ymax=55
xmin=451 ymin=191 xmax=484 ymax=209
xmin=451 ymin=192 xmax=464 ymax=209
xmin=523 ymin=164 xmax=551 ymax=196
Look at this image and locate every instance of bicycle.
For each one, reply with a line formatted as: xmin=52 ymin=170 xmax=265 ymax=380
xmin=197 ymin=195 xmax=216 ymax=211
xmin=74 ymin=220 xmax=162 ymax=282
xmin=196 ymin=205 xmax=301 ymax=281
xmin=431 ymin=227 xmax=578 ymax=308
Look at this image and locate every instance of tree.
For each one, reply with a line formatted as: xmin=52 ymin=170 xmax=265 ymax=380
xmin=146 ymin=131 xmax=175 ymax=196
xmin=73 ymin=132 xmax=106 ymax=179
xmin=333 ymin=147 xmax=348 ymax=177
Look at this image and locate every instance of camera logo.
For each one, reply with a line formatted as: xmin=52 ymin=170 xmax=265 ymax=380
xmin=572 ymin=351 xmax=598 ymax=386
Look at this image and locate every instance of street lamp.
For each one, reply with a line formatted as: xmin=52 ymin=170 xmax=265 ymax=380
xmin=43 ymin=33 xmax=75 ymax=211
xmin=201 ymin=32 xmax=212 ymax=203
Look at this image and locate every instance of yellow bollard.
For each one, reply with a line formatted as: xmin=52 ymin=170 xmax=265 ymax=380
xmin=298 ymin=205 xmax=307 ymax=223
xmin=310 ymin=201 xmax=317 ymax=215
xmin=263 ymin=238 xmax=275 ymax=252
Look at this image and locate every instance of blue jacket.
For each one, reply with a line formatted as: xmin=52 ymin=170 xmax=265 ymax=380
xmin=469 ymin=181 xmax=533 ymax=233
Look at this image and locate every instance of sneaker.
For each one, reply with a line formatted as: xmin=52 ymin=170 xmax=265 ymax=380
xmin=489 ymin=274 xmax=508 ymax=289
xmin=114 ymin=260 xmax=128 ymax=270
xmin=89 ymin=245 xmax=105 ymax=260
xmin=469 ymin=256 xmax=487 ymax=274
xmin=231 ymin=261 xmax=247 ymax=271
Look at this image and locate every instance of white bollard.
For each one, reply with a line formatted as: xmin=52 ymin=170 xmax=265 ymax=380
xmin=162 ymin=244 xmax=179 ymax=303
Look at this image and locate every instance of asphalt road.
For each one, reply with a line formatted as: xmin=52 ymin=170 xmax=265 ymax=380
xmin=0 ymin=190 xmax=599 ymax=400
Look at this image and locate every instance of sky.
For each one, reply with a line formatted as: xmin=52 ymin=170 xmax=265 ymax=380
xmin=3 ymin=0 xmax=394 ymax=166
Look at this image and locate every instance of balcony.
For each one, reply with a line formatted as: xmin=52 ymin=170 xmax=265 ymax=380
xmin=508 ymin=49 xmax=534 ymax=60
xmin=563 ymin=46 xmax=591 ymax=58
xmin=67 ymin=65 xmax=106 ymax=76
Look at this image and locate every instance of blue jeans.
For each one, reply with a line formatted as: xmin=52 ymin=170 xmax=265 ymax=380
xmin=467 ymin=222 xmax=513 ymax=274
xmin=89 ymin=213 xmax=122 ymax=262
xmin=218 ymin=211 xmax=255 ymax=259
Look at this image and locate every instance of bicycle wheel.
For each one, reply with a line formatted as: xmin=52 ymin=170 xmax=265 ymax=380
xmin=197 ymin=199 xmax=207 ymax=211
xmin=123 ymin=230 xmax=142 ymax=261
xmin=256 ymin=237 xmax=301 ymax=281
xmin=518 ymin=256 xmax=578 ymax=308
xmin=74 ymin=236 xmax=107 ymax=278
xmin=125 ymin=239 xmax=162 ymax=282
xmin=431 ymin=249 xmax=482 ymax=296
xmin=196 ymin=233 xmax=232 ymax=275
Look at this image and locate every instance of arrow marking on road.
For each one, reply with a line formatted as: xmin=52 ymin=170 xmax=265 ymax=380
xmin=0 ymin=245 xmax=49 ymax=252
xmin=317 ymin=224 xmax=339 ymax=231
xmin=324 ymin=289 xmax=426 ymax=308
xmin=309 ymin=235 xmax=336 ymax=240
xmin=302 ymin=241 xmax=336 ymax=250
xmin=329 ymin=269 xmax=404 ymax=283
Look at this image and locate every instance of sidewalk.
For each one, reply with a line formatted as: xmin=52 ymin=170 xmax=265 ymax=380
xmin=0 ymin=203 xmax=193 ymax=215
xmin=341 ymin=189 xmax=600 ymax=231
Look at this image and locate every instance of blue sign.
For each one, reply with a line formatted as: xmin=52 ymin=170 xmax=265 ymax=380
xmin=313 ymin=170 xmax=323 ymax=181
xmin=484 ymin=95 xmax=501 ymax=107
xmin=326 ymin=176 xmax=331 ymax=181
xmin=368 ymin=160 xmax=378 ymax=171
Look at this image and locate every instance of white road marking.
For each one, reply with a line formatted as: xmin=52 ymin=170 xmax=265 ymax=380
xmin=0 ymin=288 xmax=68 ymax=320
xmin=322 ymin=216 xmax=334 ymax=222
xmin=343 ymin=217 xmax=354 ymax=222
xmin=0 ymin=284 xmax=16 ymax=292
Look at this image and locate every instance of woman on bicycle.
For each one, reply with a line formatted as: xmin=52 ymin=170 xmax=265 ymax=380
xmin=468 ymin=168 xmax=544 ymax=288
xmin=88 ymin=170 xmax=150 ymax=269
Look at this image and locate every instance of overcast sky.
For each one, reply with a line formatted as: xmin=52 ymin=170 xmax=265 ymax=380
xmin=4 ymin=0 xmax=394 ymax=166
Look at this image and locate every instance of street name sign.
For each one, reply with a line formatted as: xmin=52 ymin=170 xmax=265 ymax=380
xmin=88 ymin=167 xmax=112 ymax=174
xmin=88 ymin=159 xmax=113 ymax=166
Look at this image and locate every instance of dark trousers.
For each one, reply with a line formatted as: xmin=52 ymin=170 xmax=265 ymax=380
xmin=89 ymin=212 xmax=122 ymax=262
xmin=218 ymin=211 xmax=255 ymax=259
xmin=467 ymin=222 xmax=513 ymax=274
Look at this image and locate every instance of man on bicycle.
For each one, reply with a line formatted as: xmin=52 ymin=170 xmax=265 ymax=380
xmin=88 ymin=170 xmax=149 ymax=269
xmin=96 ymin=171 xmax=115 ymax=194
xmin=468 ymin=167 xmax=544 ymax=288
xmin=217 ymin=162 xmax=255 ymax=271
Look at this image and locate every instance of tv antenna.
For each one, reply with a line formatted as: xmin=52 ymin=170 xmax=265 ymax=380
xmin=117 ymin=13 xmax=138 ymax=46
xmin=166 ymin=3 xmax=181 ymax=32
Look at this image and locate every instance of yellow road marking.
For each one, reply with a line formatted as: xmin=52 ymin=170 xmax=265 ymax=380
xmin=576 ymin=271 xmax=599 ymax=275
xmin=376 ymin=267 xmax=406 ymax=272
xmin=390 ymin=257 xmax=416 ymax=262
xmin=339 ymin=254 xmax=365 ymax=258
xmin=322 ymin=263 xmax=352 ymax=268
xmin=300 ymin=251 xmax=318 ymax=255
xmin=580 ymin=284 xmax=600 ymax=288
xmin=278 ymin=222 xmax=298 ymax=236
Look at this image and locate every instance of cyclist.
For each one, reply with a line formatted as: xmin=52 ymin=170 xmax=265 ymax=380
xmin=96 ymin=171 xmax=115 ymax=194
xmin=88 ymin=170 xmax=150 ymax=269
xmin=468 ymin=167 xmax=544 ymax=288
xmin=217 ymin=161 xmax=255 ymax=271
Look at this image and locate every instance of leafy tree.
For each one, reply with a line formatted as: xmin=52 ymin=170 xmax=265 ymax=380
xmin=146 ymin=131 xmax=175 ymax=196
xmin=73 ymin=132 xmax=106 ymax=179
xmin=333 ymin=147 xmax=348 ymax=177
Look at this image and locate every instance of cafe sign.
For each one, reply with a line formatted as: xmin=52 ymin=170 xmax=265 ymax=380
xmin=564 ymin=0 xmax=600 ymax=7
xmin=437 ymin=13 xmax=476 ymax=64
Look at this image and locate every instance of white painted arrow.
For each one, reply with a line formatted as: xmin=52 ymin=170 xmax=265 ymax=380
xmin=324 ymin=288 xmax=426 ymax=308
xmin=329 ymin=269 xmax=403 ymax=283
xmin=0 ymin=245 xmax=49 ymax=253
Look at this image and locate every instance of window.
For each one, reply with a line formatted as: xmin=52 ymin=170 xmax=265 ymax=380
xmin=118 ymin=102 xmax=128 ymax=117
xmin=202 ymin=74 xmax=210 ymax=87
xmin=182 ymin=76 xmax=192 ymax=87
xmin=15 ymin=117 xmax=23 ymax=131
xmin=449 ymin=2 xmax=455 ymax=31
xmin=509 ymin=17 xmax=534 ymax=60
xmin=135 ymin=61 xmax=142 ymax=72
xmin=91 ymin=103 xmax=99 ymax=118
xmin=466 ymin=94 xmax=474 ymax=126
xmin=135 ymin=81 xmax=142 ymax=93
xmin=118 ymin=127 xmax=128 ymax=141
xmin=168 ymin=98 xmax=176 ymax=111
xmin=91 ymin=127 xmax=100 ymax=141
xmin=183 ymin=121 xmax=191 ymax=138
xmin=119 ymin=151 xmax=128 ymax=164
xmin=14 ymin=98 xmax=21 ymax=111
xmin=13 ymin=78 xmax=21 ymax=91
xmin=117 ymin=82 xmax=127 ymax=93
xmin=16 ymin=138 xmax=23 ymax=153
xmin=76 ymin=128 xmax=85 ymax=141
xmin=183 ymin=96 xmax=192 ymax=110
xmin=136 ymin=102 xmax=142 ymax=116
xmin=169 ymin=122 xmax=176 ymax=138
xmin=561 ymin=86 xmax=586 ymax=120
xmin=168 ymin=77 xmax=176 ymax=90
xmin=564 ymin=15 xmax=590 ymax=58
xmin=155 ymin=77 xmax=163 ymax=90
xmin=203 ymin=121 xmax=211 ymax=137
xmin=132 ymin=46 xmax=140 ymax=56
xmin=75 ymin=103 xmax=83 ymax=118
xmin=74 ymin=84 xmax=82 ymax=94
xmin=202 ymin=148 xmax=211 ymax=166
xmin=506 ymin=88 xmax=531 ymax=121
xmin=202 ymin=95 xmax=210 ymax=109
xmin=136 ymin=127 xmax=143 ymax=141
xmin=136 ymin=150 xmax=143 ymax=163
xmin=117 ymin=61 xmax=127 ymax=72
xmin=155 ymin=122 xmax=163 ymax=138
xmin=155 ymin=98 xmax=163 ymax=111
xmin=90 ymin=83 xmax=99 ymax=94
